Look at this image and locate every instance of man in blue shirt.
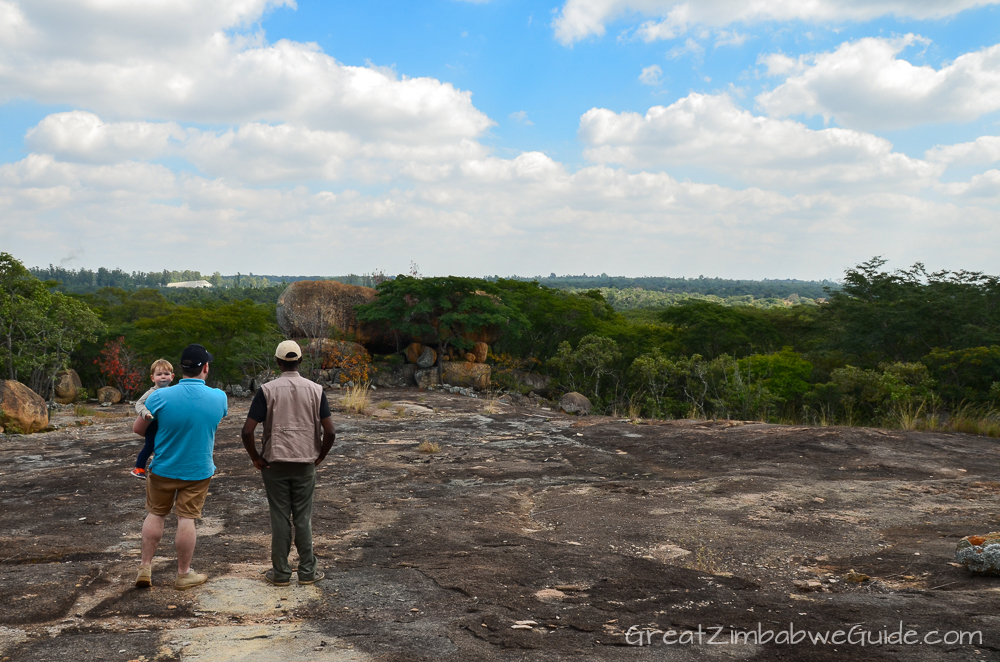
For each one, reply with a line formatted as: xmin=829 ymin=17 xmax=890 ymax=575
xmin=134 ymin=344 xmax=228 ymax=591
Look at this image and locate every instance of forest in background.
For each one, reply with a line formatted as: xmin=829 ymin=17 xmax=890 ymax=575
xmin=5 ymin=253 xmax=1000 ymax=438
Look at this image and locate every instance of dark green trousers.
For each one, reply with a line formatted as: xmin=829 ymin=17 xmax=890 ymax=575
xmin=261 ymin=462 xmax=317 ymax=581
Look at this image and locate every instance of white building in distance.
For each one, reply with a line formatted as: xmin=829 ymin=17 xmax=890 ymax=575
xmin=165 ymin=280 xmax=213 ymax=289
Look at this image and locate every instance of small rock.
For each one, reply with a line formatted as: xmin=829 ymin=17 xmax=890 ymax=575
xmin=843 ymin=570 xmax=870 ymax=583
xmin=793 ymin=579 xmax=823 ymax=592
xmin=956 ymin=532 xmax=1000 ymax=575
xmin=472 ymin=342 xmax=489 ymax=363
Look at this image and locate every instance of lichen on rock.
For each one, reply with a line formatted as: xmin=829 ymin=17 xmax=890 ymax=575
xmin=955 ymin=532 xmax=1000 ymax=575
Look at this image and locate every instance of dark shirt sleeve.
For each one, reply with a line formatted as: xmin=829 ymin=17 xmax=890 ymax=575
xmin=320 ymin=393 xmax=331 ymax=420
xmin=247 ymin=389 xmax=268 ymax=423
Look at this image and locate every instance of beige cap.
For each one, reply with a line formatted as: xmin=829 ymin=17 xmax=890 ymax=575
xmin=275 ymin=340 xmax=303 ymax=360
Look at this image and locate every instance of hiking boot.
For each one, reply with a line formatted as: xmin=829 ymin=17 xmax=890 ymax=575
xmin=174 ymin=570 xmax=207 ymax=590
xmin=135 ymin=565 xmax=152 ymax=588
xmin=264 ymin=570 xmax=290 ymax=586
xmin=298 ymin=570 xmax=325 ymax=585
xmin=130 ymin=467 xmax=146 ymax=480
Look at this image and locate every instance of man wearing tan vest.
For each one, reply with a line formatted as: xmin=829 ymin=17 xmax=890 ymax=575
xmin=241 ymin=340 xmax=336 ymax=586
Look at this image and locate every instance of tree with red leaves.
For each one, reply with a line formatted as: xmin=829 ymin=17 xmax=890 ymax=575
xmin=95 ymin=336 xmax=144 ymax=399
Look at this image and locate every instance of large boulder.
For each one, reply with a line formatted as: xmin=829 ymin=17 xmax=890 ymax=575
xmin=416 ymin=346 xmax=437 ymax=369
xmin=276 ymin=280 xmax=396 ymax=353
xmin=559 ymin=392 xmax=592 ymax=415
xmin=304 ymin=338 xmax=369 ymax=370
xmin=0 ymin=380 xmax=48 ymax=433
xmin=372 ymin=364 xmax=417 ymax=388
xmin=956 ymin=532 xmax=1000 ymax=575
xmin=53 ymin=369 xmax=83 ymax=404
xmin=414 ymin=368 xmax=441 ymax=389
xmin=97 ymin=386 xmax=122 ymax=405
xmin=405 ymin=343 xmax=423 ymax=365
xmin=442 ymin=362 xmax=490 ymax=390
xmin=513 ymin=370 xmax=552 ymax=397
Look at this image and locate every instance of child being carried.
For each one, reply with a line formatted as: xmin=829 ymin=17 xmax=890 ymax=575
xmin=130 ymin=359 xmax=175 ymax=479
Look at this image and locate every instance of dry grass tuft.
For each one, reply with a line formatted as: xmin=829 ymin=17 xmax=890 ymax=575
xmin=481 ymin=390 xmax=505 ymax=415
xmin=417 ymin=441 xmax=441 ymax=454
xmin=376 ymin=400 xmax=393 ymax=409
xmin=341 ymin=382 xmax=372 ymax=414
xmin=74 ymin=405 xmax=97 ymax=417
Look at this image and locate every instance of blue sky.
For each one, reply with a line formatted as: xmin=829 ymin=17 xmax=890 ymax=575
xmin=1 ymin=0 xmax=999 ymax=279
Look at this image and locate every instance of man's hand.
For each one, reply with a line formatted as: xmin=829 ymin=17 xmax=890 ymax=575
xmin=144 ymin=413 xmax=153 ymax=421
xmin=316 ymin=416 xmax=336 ymax=466
xmin=241 ymin=418 xmax=269 ymax=470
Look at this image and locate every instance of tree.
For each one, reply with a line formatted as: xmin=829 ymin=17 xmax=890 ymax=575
xmin=356 ymin=276 xmax=527 ymax=380
xmin=0 ymin=253 xmax=104 ymax=395
xmin=659 ymin=300 xmax=780 ymax=358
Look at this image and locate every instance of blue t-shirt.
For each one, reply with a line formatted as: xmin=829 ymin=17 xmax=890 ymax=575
xmin=146 ymin=378 xmax=228 ymax=481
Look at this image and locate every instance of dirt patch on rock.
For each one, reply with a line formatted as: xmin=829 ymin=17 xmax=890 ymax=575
xmin=1 ymin=390 xmax=1000 ymax=660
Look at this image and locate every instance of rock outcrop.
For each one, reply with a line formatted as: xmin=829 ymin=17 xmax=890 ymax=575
xmin=512 ymin=370 xmax=552 ymax=397
xmin=53 ymin=369 xmax=82 ymax=404
xmin=956 ymin=532 xmax=1000 ymax=575
xmin=559 ymin=392 xmax=592 ymax=415
xmin=304 ymin=338 xmax=369 ymax=370
xmin=373 ymin=364 xmax=417 ymax=388
xmin=97 ymin=386 xmax=122 ymax=405
xmin=414 ymin=368 xmax=441 ymax=388
xmin=0 ymin=380 xmax=48 ymax=433
xmin=442 ymin=362 xmax=490 ymax=390
xmin=276 ymin=280 xmax=395 ymax=353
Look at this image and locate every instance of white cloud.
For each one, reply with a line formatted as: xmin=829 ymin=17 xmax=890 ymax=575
xmin=714 ymin=30 xmax=747 ymax=48
xmin=25 ymin=111 xmax=184 ymax=164
xmin=757 ymin=36 xmax=1000 ymax=130
xmin=0 ymin=0 xmax=493 ymax=144
xmin=927 ymin=135 xmax=1000 ymax=166
xmin=941 ymin=169 xmax=1000 ymax=202
xmin=638 ymin=64 xmax=663 ymax=86
xmin=3 ymin=144 xmax=996 ymax=278
xmin=509 ymin=110 xmax=534 ymax=126
xmin=579 ymin=93 xmax=940 ymax=191
xmin=666 ymin=38 xmax=704 ymax=60
xmin=552 ymin=0 xmax=999 ymax=45
xmin=24 ymin=113 xmax=491 ymax=185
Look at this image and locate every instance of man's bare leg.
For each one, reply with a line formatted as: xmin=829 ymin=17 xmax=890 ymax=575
xmin=176 ymin=517 xmax=197 ymax=575
xmin=140 ymin=513 xmax=165 ymax=567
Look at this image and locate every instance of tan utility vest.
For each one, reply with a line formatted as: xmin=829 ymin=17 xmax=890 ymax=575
xmin=260 ymin=372 xmax=324 ymax=463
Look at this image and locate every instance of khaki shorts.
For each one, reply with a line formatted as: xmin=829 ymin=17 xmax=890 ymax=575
xmin=146 ymin=472 xmax=212 ymax=520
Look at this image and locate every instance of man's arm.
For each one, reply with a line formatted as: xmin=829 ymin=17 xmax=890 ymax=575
xmin=241 ymin=389 xmax=269 ymax=471
xmin=241 ymin=418 xmax=269 ymax=471
xmin=315 ymin=416 xmax=336 ymax=466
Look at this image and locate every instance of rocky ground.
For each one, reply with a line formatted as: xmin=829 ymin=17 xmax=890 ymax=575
xmin=1 ymin=389 xmax=999 ymax=661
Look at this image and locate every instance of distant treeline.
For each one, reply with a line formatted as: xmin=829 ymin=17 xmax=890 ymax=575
xmin=31 ymin=265 xmax=837 ymax=300
xmin=519 ymin=275 xmax=838 ymax=299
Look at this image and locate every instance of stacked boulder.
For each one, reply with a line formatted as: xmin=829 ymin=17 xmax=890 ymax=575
xmin=405 ymin=341 xmax=491 ymax=390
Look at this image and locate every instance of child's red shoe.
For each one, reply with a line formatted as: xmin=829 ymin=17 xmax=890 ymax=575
xmin=130 ymin=467 xmax=146 ymax=480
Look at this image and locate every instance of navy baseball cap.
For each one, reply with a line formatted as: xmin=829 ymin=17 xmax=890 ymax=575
xmin=180 ymin=344 xmax=213 ymax=371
